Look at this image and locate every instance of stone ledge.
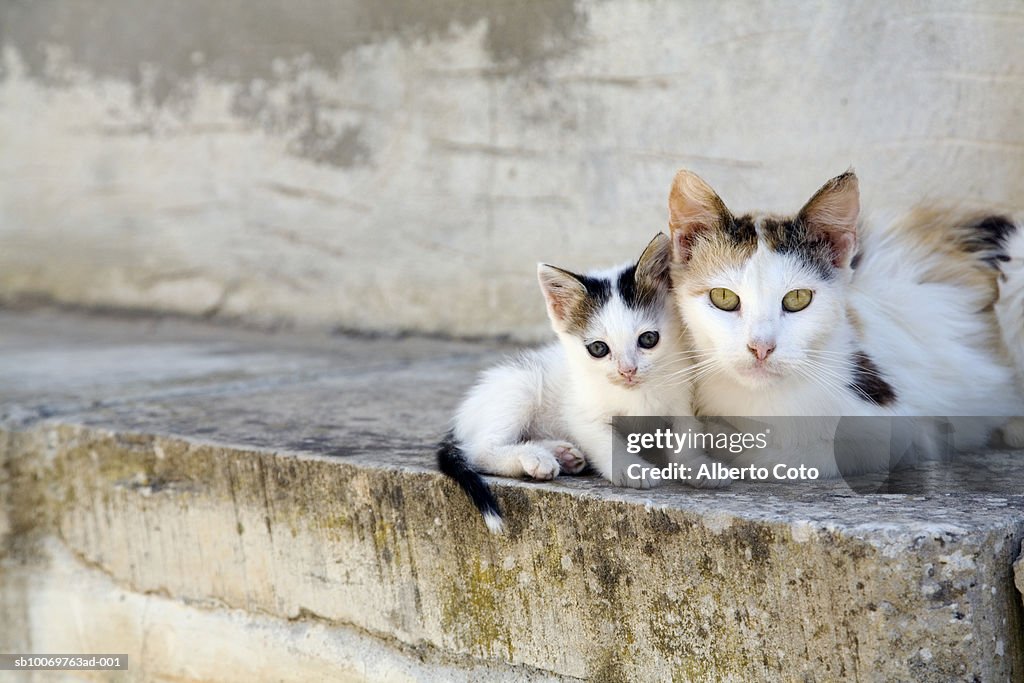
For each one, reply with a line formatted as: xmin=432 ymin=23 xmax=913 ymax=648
xmin=1 ymin=309 xmax=1023 ymax=681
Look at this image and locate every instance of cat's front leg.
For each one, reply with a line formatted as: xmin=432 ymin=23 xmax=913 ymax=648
xmin=476 ymin=440 xmax=587 ymax=480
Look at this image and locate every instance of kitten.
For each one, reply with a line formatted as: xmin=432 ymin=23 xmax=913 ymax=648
xmin=439 ymin=234 xmax=714 ymax=533
xmin=666 ymin=169 xmax=1024 ymax=477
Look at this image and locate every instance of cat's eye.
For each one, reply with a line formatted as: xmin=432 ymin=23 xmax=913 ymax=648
xmin=586 ymin=341 xmax=610 ymax=358
xmin=709 ymin=288 xmax=740 ymax=311
xmin=637 ymin=331 xmax=659 ymax=349
xmin=782 ymin=289 xmax=813 ymax=312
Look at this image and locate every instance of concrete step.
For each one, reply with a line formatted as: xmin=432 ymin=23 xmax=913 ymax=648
xmin=1 ymin=309 xmax=1023 ymax=681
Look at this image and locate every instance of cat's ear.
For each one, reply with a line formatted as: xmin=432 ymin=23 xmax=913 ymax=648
xmin=668 ymin=170 xmax=732 ymax=263
xmin=538 ymin=264 xmax=587 ymax=329
xmin=797 ymin=170 xmax=859 ymax=269
xmin=635 ymin=233 xmax=672 ymax=290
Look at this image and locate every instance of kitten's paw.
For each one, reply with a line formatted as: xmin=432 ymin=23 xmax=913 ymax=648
xmin=1003 ymin=418 xmax=1024 ymax=449
xmin=548 ymin=441 xmax=587 ymax=474
xmin=520 ymin=451 xmax=560 ymax=480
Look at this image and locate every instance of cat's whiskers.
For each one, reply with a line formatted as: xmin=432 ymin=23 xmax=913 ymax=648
xmin=791 ymin=364 xmax=850 ymax=406
xmin=659 ymin=360 xmax=717 ymax=381
xmin=799 ymin=359 xmax=853 ymax=396
xmin=654 ymin=356 xmax=719 ymax=383
xmin=660 ymin=350 xmax=717 ymax=363
xmin=798 ymin=357 xmax=869 ymax=406
xmin=804 ymin=349 xmax=857 ymax=360
xmin=680 ymin=358 xmax=726 ymax=388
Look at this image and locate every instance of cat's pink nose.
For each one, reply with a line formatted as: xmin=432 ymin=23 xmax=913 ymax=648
xmin=747 ymin=340 xmax=776 ymax=362
xmin=618 ymin=366 xmax=637 ymax=380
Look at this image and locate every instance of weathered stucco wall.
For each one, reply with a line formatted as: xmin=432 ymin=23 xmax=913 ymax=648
xmin=1 ymin=1 xmax=1022 ymax=338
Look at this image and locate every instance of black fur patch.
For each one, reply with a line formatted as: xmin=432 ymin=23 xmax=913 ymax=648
xmin=960 ymin=214 xmax=1017 ymax=269
xmin=616 ymin=264 xmax=640 ymax=308
xmin=760 ymin=216 xmax=837 ymax=280
xmin=437 ymin=430 xmax=502 ymax=525
xmin=725 ymin=214 xmax=759 ymax=248
xmin=848 ymin=351 xmax=897 ymax=406
xmin=617 ymin=264 xmax=664 ymax=311
xmin=576 ymin=273 xmax=612 ymax=304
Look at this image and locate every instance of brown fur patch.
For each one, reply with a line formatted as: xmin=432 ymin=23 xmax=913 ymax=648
xmin=538 ymin=266 xmax=610 ymax=335
xmin=671 ymin=225 xmax=757 ymax=292
xmin=846 ymin=307 xmax=865 ymax=337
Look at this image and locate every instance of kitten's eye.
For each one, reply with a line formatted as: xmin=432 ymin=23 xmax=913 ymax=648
xmin=782 ymin=289 xmax=813 ymax=312
xmin=637 ymin=331 xmax=660 ymax=349
xmin=586 ymin=341 xmax=610 ymax=358
xmin=709 ymin=288 xmax=740 ymax=311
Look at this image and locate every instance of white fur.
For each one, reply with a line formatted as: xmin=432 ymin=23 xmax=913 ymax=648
xmin=453 ymin=261 xmax=718 ymax=489
xmin=995 ymin=220 xmax=1024 ymax=384
xmin=994 ymin=217 xmax=1024 ymax=447
xmin=681 ymin=215 xmax=1023 ymax=476
xmin=482 ymin=512 xmax=504 ymax=534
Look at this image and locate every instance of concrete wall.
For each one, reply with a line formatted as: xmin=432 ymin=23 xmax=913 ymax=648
xmin=1 ymin=1 xmax=1022 ymax=339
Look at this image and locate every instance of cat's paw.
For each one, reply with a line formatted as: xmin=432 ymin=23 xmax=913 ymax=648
xmin=520 ymin=450 xmax=560 ymax=480
xmin=1003 ymin=418 xmax=1024 ymax=449
xmin=688 ymin=470 xmax=732 ymax=489
xmin=548 ymin=441 xmax=587 ymax=474
xmin=614 ymin=466 xmax=658 ymax=490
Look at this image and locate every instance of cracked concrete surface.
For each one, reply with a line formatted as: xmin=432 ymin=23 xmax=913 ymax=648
xmin=1 ymin=309 xmax=1023 ymax=681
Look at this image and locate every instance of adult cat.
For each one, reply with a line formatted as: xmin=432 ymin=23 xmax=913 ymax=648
xmin=666 ymin=169 xmax=1023 ymax=476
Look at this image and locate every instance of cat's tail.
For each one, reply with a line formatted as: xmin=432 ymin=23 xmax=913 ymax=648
xmin=437 ymin=431 xmax=504 ymax=534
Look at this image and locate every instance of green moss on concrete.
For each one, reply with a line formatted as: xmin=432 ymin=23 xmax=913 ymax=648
xmin=441 ymin=556 xmax=516 ymax=660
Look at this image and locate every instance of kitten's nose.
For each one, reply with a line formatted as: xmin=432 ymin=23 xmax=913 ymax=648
xmin=618 ymin=365 xmax=637 ymax=380
xmin=747 ymin=340 xmax=776 ymax=362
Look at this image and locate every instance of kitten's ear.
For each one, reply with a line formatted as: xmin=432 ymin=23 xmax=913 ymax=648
xmin=668 ymin=169 xmax=732 ymax=263
xmin=635 ymin=233 xmax=672 ymax=290
xmin=797 ymin=170 xmax=860 ymax=269
xmin=538 ymin=263 xmax=587 ymax=328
